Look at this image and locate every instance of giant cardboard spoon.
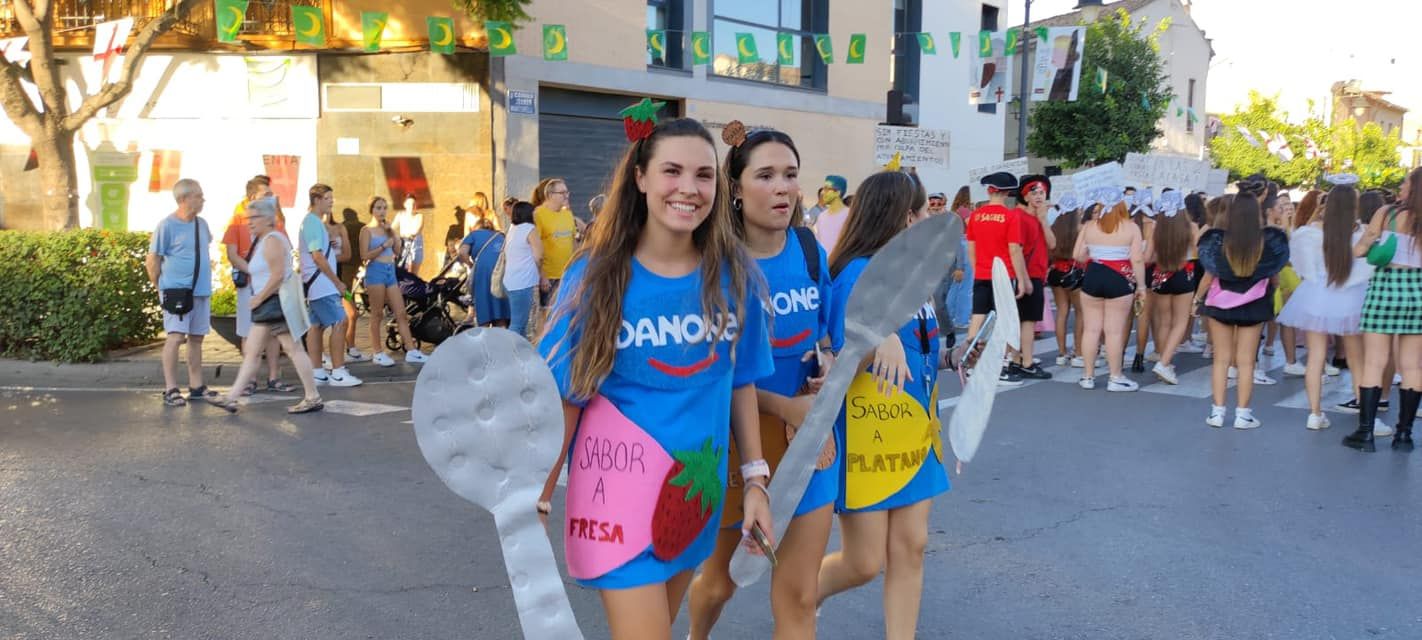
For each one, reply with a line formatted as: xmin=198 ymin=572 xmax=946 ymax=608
xmin=729 ymin=212 xmax=962 ymax=587
xmin=412 ymin=328 xmax=583 ymax=640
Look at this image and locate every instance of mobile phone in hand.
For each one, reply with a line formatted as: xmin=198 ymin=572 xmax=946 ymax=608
xmin=750 ymin=523 xmax=778 ymax=568
xmin=959 ymin=311 xmax=995 ymax=373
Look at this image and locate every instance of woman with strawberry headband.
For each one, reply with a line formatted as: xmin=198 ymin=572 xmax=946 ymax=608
xmin=534 ymin=106 xmax=775 ymax=639
xmin=686 ymin=123 xmax=837 ymax=639
xmin=815 ymin=168 xmax=954 ymax=640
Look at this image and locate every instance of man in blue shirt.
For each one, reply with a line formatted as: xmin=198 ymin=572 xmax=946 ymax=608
xmin=299 ymin=184 xmax=362 ymax=387
xmin=145 ymin=178 xmax=215 ymax=406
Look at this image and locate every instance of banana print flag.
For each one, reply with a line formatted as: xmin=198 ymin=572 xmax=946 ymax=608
xmin=950 ymin=31 xmax=961 ymax=58
xmin=777 ymin=32 xmax=795 ymax=65
xmin=917 ymin=32 xmax=936 ymax=55
xmin=290 ymin=5 xmax=323 ymax=47
xmin=646 ymin=29 xmax=666 ymax=61
xmin=1095 ymin=67 xmax=1108 ymax=93
xmin=361 ymin=11 xmax=387 ymax=52
xmin=1005 ymin=28 xmax=1020 ymax=55
xmin=543 ymin=24 xmax=568 ymax=61
xmin=486 ymin=20 xmax=516 ymax=56
xmin=735 ymin=32 xmax=759 ymax=64
xmin=813 ymin=34 xmax=833 ymax=64
xmin=978 ymin=30 xmax=993 ymax=57
xmin=691 ymin=31 xmax=710 ymax=65
xmin=846 ymin=33 xmax=866 ymax=64
xmin=428 ymin=16 xmax=455 ymax=54
xmin=215 ymin=0 xmax=248 ymax=44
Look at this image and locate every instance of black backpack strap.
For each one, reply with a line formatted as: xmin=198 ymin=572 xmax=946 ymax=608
xmin=791 ymin=226 xmax=820 ymax=282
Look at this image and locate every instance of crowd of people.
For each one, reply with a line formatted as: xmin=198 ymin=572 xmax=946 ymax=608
xmin=144 ymin=175 xmax=591 ymax=415
xmin=143 ymin=115 xmax=1420 ymax=639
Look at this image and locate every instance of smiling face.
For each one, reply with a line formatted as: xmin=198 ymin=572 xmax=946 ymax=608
xmin=735 ymin=142 xmax=800 ymax=234
xmin=635 ymin=135 xmax=719 ymax=236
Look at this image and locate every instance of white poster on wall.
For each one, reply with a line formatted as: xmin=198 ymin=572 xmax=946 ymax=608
xmin=874 ymin=126 xmax=951 ymax=169
xmin=1031 ymin=27 xmax=1085 ymax=102
xmin=967 ymin=157 xmax=1029 ymax=200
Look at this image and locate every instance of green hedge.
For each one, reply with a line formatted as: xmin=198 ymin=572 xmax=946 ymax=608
xmin=0 ymin=229 xmax=162 ymax=362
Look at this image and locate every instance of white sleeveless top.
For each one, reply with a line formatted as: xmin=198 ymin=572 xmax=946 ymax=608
xmin=502 ymin=223 xmax=541 ymax=290
xmin=249 ymin=232 xmax=292 ymax=294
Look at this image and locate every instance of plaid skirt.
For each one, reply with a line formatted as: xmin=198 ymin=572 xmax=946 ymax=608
xmin=1360 ymin=267 xmax=1422 ymax=334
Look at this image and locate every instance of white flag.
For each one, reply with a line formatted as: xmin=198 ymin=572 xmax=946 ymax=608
xmin=0 ymin=36 xmax=30 ymax=65
xmin=92 ymin=18 xmax=135 ymax=83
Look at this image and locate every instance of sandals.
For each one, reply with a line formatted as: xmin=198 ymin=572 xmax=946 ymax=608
xmin=207 ymin=396 xmax=241 ymax=414
xmin=287 ymin=397 xmax=325 ymax=414
xmin=162 ymin=388 xmax=187 ymax=407
xmin=265 ymin=379 xmax=296 ymax=393
xmin=188 ymin=386 xmax=219 ymax=401
xmin=240 ymin=381 xmax=258 ymax=397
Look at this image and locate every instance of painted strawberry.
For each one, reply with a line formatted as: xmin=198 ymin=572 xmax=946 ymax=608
xmin=651 ymin=437 xmax=723 ymax=561
xmin=619 ymin=97 xmax=666 ymax=142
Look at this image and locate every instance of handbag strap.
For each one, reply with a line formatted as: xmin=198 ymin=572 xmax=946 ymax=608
xmin=190 ymin=216 xmax=202 ymax=290
xmin=472 ymin=232 xmax=499 ymax=265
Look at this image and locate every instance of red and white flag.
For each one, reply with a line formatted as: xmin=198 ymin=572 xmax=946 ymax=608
xmin=0 ymin=36 xmax=30 ymax=66
xmin=92 ymin=18 xmax=134 ymax=83
xmin=1268 ymin=133 xmax=1295 ymax=162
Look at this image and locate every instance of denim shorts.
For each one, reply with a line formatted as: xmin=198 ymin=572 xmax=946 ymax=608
xmin=365 ymin=261 xmax=397 ymax=287
xmin=307 ymin=294 xmax=346 ymax=328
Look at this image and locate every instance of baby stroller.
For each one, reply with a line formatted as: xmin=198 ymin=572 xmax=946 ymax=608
xmin=388 ymin=261 xmax=467 ymax=351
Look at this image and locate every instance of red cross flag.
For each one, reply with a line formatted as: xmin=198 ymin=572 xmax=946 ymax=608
xmin=92 ymin=18 xmax=134 ymax=83
xmin=0 ymin=36 xmax=30 ymax=66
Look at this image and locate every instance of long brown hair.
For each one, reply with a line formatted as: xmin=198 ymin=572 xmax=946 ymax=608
xmin=1049 ymin=207 xmax=1081 ymax=260
xmin=951 ymin=186 xmax=971 ymax=212
xmin=828 ymin=171 xmax=926 ymax=276
xmin=1152 ymin=213 xmax=1192 ymax=271
xmin=725 ymin=128 xmax=803 ymax=236
xmin=1206 ymin=194 xmax=1234 ymax=229
xmin=1321 ymin=185 xmax=1358 ymax=287
xmin=1224 ymin=196 xmax=1264 ymax=277
xmin=1293 ymin=189 xmax=1322 ymax=229
xmin=1400 ymin=167 xmax=1422 ymax=253
xmin=545 ymin=118 xmax=756 ymax=401
xmin=1097 ymin=202 xmax=1130 ymax=234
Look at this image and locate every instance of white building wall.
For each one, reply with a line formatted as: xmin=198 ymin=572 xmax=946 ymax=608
xmin=1130 ymin=0 xmax=1211 ymax=157
xmin=916 ymin=0 xmax=1009 ymax=196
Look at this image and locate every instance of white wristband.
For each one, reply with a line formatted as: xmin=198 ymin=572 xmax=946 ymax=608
xmin=740 ymin=459 xmax=770 ymax=481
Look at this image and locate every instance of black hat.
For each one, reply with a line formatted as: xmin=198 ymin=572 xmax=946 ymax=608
xmin=979 ymin=171 xmax=1018 ymax=192
xmin=1017 ymin=174 xmax=1051 ymax=203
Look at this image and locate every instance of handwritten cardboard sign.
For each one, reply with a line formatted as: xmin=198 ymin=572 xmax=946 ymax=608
xmin=874 ymin=126 xmax=950 ymax=169
xmin=1065 ymin=162 xmax=1124 ymax=197
xmin=1124 ymin=152 xmax=1212 ymax=192
xmin=967 ymin=157 xmax=1029 ymax=200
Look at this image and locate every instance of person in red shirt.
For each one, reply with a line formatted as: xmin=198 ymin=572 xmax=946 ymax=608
xmin=965 ymin=172 xmax=1031 ymax=385
xmin=1011 ymin=174 xmax=1057 ymax=379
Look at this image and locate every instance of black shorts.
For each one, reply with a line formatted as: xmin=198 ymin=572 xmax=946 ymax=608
xmin=973 ymin=277 xmax=1045 ymax=322
xmin=972 ymin=279 xmax=996 ymax=316
xmin=1149 ymin=263 xmax=1197 ymax=296
xmin=1082 ymin=262 xmax=1135 ymax=299
xmin=1046 ymin=265 xmax=1083 ymax=290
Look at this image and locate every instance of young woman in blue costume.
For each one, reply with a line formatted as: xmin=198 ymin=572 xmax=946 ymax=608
xmin=535 ymin=116 xmax=775 ymax=640
xmin=816 ymin=169 xmax=953 ymax=640
xmin=687 ymin=124 xmax=838 ymax=640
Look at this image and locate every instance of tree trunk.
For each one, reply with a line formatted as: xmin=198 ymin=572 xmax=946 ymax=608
xmin=35 ymin=124 xmax=80 ymax=230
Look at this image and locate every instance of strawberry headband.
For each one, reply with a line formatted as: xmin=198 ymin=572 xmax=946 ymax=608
xmin=619 ymin=97 xmax=667 ymax=143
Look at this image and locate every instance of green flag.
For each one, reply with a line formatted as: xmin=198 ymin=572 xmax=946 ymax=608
xmin=1141 ymin=95 xmax=1151 ymax=109
xmin=646 ymin=29 xmax=666 ymax=61
xmin=215 ymin=0 xmax=248 ymax=44
xmin=949 ymin=32 xmax=961 ymax=58
xmin=1176 ymin=105 xmax=1184 ymax=118
xmin=735 ymin=32 xmax=759 ymax=64
xmin=542 ymin=24 xmax=568 ymax=61
xmin=1187 ymin=107 xmax=1199 ymax=123
xmin=1095 ymin=67 xmax=1108 ymax=93
xmin=691 ymin=31 xmax=711 ymax=65
xmin=428 ymin=17 xmax=455 ymax=54
xmin=978 ymin=31 xmax=992 ymax=57
xmin=813 ymin=34 xmax=833 ymax=64
xmin=846 ymin=33 xmax=866 ymax=64
xmin=290 ymin=5 xmax=324 ymax=46
xmin=916 ymin=32 xmax=936 ymax=55
xmin=486 ymin=20 xmax=516 ymax=56
xmin=361 ymin=11 xmax=387 ymax=52
xmin=1005 ymin=28 xmax=1020 ymax=55
xmin=777 ymin=32 xmax=795 ymax=65
xmin=1036 ymin=26 xmax=1049 ymax=41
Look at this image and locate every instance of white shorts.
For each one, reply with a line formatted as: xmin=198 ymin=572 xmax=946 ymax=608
xmin=236 ymin=287 xmax=252 ymax=338
xmin=163 ymin=296 xmax=211 ymax=336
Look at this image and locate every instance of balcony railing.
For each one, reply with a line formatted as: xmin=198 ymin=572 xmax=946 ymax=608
xmin=0 ymin=0 xmax=326 ymax=45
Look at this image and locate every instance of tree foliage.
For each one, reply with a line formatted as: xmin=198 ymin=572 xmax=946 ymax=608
xmin=1027 ymin=10 xmax=1173 ymax=168
xmin=1209 ymin=92 xmax=1405 ymax=189
xmin=453 ymin=0 xmax=535 ymax=26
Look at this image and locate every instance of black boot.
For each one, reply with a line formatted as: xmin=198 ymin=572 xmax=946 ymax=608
xmin=1393 ymin=388 xmax=1419 ymax=452
xmin=1132 ymin=353 xmax=1145 ymax=373
xmin=1342 ymin=386 xmax=1381 ymax=452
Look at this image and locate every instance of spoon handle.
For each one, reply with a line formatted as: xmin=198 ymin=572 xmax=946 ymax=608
xmin=491 ymin=496 xmax=585 ymax=640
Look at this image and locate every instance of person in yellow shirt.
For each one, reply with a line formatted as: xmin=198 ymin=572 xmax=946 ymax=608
xmin=531 ymin=178 xmax=585 ymax=305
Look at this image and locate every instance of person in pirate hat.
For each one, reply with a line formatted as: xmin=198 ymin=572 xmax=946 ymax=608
xmin=965 ymin=171 xmax=1032 ymax=386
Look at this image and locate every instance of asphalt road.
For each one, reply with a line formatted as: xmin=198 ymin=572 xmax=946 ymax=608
xmin=1 ymin=341 xmax=1419 ymax=640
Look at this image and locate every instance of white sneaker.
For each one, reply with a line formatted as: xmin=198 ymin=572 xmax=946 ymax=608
xmin=405 ymin=350 xmax=429 ymax=364
xmin=312 ymin=369 xmax=330 ymax=385
xmin=1253 ymin=370 xmax=1277 ymax=385
xmin=1056 ymin=355 xmax=1070 ymax=366
xmin=1324 ymin=364 xmax=1341 ymax=377
xmin=1078 ymin=377 xmax=1096 ymax=390
xmin=1070 ymin=356 xmax=1086 ymax=368
xmin=1206 ymin=406 xmax=1227 ymax=428
xmin=1177 ymin=341 xmax=1204 ymax=354
xmin=345 ymin=348 xmax=370 ymax=363
xmin=1152 ymin=362 xmax=1178 ymax=385
xmin=1373 ymin=419 xmax=1396 ymax=438
xmin=1305 ymin=413 xmax=1331 ymax=431
xmin=1145 ymin=351 xmax=1160 ymax=362
xmin=1228 ymin=366 xmax=1237 ymax=380
xmin=1107 ymin=377 xmax=1139 ymax=392
xmin=1283 ymin=362 xmax=1306 ymax=377
xmin=1233 ymin=413 xmax=1262 ymax=430
xmin=373 ymin=352 xmax=396 ymax=367
xmin=328 ymin=367 xmax=363 ymax=387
